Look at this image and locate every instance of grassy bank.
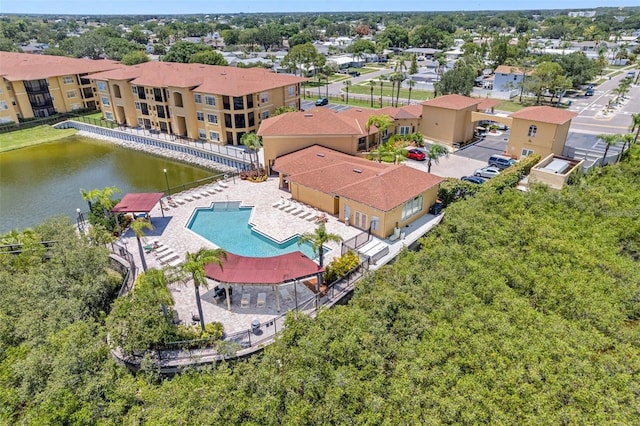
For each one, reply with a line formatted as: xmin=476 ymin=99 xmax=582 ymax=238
xmin=0 ymin=125 xmax=77 ymax=152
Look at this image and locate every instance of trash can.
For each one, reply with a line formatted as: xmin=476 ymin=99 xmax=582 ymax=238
xmin=251 ymin=319 xmax=261 ymax=334
xmin=429 ymin=202 xmax=444 ymax=215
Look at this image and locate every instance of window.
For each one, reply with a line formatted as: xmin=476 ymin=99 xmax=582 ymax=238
xmin=105 ymin=112 xmax=114 ymax=121
xmin=528 ymin=125 xmax=537 ymax=137
xmin=132 ymin=86 xmax=138 ymax=94
xmin=196 ymin=111 xmax=204 ymax=121
xmin=194 ymin=93 xmax=202 ymax=104
xmin=234 ymin=113 xmax=246 ymax=128
xmin=198 ymin=128 xmax=206 ymax=139
xmin=260 ymin=92 xmax=268 ymax=103
xmin=137 ymin=117 xmax=144 ymax=127
xmin=261 ymin=111 xmax=269 ymax=119
xmin=205 ymin=95 xmax=216 ymax=106
xmin=70 ymin=103 xmax=81 ymax=110
xmin=66 ymin=90 xmax=77 ymax=98
xmin=0 ymin=87 xmax=3 ymax=95
xmin=0 ymin=101 xmax=7 ymax=110
xmin=288 ymin=85 xmax=296 ymax=97
xmin=101 ymin=96 xmax=110 ymax=106
xmin=401 ymin=195 xmax=423 ymax=221
xmin=521 ymin=148 xmax=534 ymax=157
xmin=371 ymin=216 xmax=379 ymax=231
xmin=233 ymin=96 xmax=244 ymax=110
xmin=63 ymin=76 xmax=74 ymax=84
xmin=97 ymin=81 xmax=107 ymax=92
xmin=248 ymin=111 xmax=255 ymax=127
xmin=209 ymin=131 xmax=220 ymax=141
xmin=134 ymin=102 xmax=140 ymax=110
xmin=207 ymin=113 xmax=218 ymax=124
xmin=398 ymin=126 xmax=410 ymax=136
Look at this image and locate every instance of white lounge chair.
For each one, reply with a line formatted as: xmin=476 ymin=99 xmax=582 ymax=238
xmin=279 ymin=288 xmax=293 ymax=303
xmin=154 ymin=246 xmax=172 ymax=256
xmin=167 ymin=257 xmax=183 ymax=267
xmin=175 ymin=198 xmax=186 ymax=205
xmin=159 ymin=251 xmax=178 ymax=263
xmin=190 ymin=192 xmax=201 ymax=199
xmin=278 ymin=201 xmax=290 ymax=210
xmin=290 ymin=206 xmax=304 ymax=216
xmin=241 ymin=293 xmax=250 ymax=308
xmin=256 ymin=292 xmax=266 ymax=308
xmin=218 ymin=181 xmax=229 ymax=188
xmin=182 ymin=194 xmax=194 ymax=202
xmin=284 ymin=203 xmax=299 ymax=213
xmin=272 ymin=198 xmax=285 ymax=208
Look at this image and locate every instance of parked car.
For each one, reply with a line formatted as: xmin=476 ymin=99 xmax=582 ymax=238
xmin=474 ymin=166 xmax=501 ymax=179
xmin=488 ymin=154 xmax=516 ymax=170
xmin=479 ymin=120 xmax=509 ymax=131
xmin=585 ymin=88 xmax=594 ymax=96
xmin=406 ymin=148 xmax=426 ymax=161
xmin=349 ymin=71 xmax=360 ymax=77
xmin=315 ymin=97 xmax=329 ymax=106
xmin=461 ymin=175 xmax=487 ymax=184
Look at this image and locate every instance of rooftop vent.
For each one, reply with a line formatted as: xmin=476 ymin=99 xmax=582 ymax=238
xmin=353 ymin=168 xmax=363 ymax=173
xmin=356 ymin=109 xmax=362 ymax=112
xmin=317 ymin=153 xmax=325 ymax=157
xmin=304 ymin=113 xmax=313 ymax=117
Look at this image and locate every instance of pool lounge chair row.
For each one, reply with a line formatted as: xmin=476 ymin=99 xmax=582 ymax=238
xmin=152 ymin=242 xmax=183 ymax=267
xmin=273 ymin=199 xmax=319 ymax=222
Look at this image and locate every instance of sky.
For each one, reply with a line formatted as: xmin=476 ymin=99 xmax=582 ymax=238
xmin=1 ymin=0 xmax=638 ymax=15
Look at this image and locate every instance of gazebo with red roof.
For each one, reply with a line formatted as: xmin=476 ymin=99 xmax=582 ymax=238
xmin=204 ymin=251 xmax=323 ymax=311
xmin=112 ymin=192 xmax=165 ymax=220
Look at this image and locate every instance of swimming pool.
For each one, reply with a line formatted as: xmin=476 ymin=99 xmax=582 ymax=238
xmin=187 ymin=202 xmax=323 ymax=259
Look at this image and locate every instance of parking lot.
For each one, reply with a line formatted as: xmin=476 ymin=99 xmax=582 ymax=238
xmin=301 ymin=99 xmax=352 ymax=113
xmin=454 ymin=131 xmax=509 ymax=162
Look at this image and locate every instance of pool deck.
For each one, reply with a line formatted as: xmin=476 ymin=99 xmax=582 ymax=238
xmin=119 ymin=176 xmax=443 ymax=336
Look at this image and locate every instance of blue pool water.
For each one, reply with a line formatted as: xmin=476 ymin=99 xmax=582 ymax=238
xmin=187 ymin=203 xmax=321 ymax=259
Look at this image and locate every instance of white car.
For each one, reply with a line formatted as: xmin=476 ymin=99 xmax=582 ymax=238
xmin=474 ymin=166 xmax=501 ymax=179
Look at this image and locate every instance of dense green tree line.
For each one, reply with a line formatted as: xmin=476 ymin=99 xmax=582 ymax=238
xmin=1 ymin=146 xmax=639 ymax=422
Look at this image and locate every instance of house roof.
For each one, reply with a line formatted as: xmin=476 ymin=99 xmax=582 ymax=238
xmin=258 ymin=108 xmax=371 ymax=137
xmin=274 ymin=146 xmax=443 ymax=212
xmin=510 ymin=106 xmax=577 ymax=125
xmin=494 ymin=65 xmax=534 ymax=76
xmin=396 ymin=104 xmax=423 ymax=119
xmin=0 ymin=51 xmax=121 ymax=82
xmin=87 ymin=61 xmax=306 ymax=96
xmin=421 ymin=94 xmax=482 ymax=110
xmin=477 ymin=99 xmax=501 ymax=111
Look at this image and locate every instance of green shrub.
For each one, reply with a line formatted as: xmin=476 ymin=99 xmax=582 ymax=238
xmin=324 ymin=251 xmax=361 ymax=283
xmin=437 ymin=178 xmax=483 ymax=207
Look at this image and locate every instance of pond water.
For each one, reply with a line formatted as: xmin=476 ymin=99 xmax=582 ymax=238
xmin=0 ymin=135 xmax=217 ymax=233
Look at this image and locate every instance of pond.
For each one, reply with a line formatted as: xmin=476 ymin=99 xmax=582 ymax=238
xmin=0 ymin=135 xmax=218 ymax=234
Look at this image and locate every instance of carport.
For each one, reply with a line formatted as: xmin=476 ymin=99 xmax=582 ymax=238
xmin=111 ymin=192 xmax=166 ymax=221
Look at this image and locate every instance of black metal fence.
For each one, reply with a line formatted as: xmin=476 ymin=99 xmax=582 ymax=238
xmin=341 ymin=231 xmax=371 ymax=255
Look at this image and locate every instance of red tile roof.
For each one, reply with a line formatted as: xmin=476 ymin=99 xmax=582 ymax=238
xmin=0 ymin=52 xmax=121 ymax=81
xmin=274 ymin=146 xmax=443 ymax=212
xmin=477 ymin=99 xmax=501 ymax=111
xmin=421 ymin=94 xmax=482 ymax=110
xmin=258 ymin=108 xmax=370 ymax=137
xmin=395 ymin=104 xmax=423 ymax=119
xmin=87 ymin=61 xmax=306 ymax=96
xmin=510 ymin=106 xmax=577 ymax=125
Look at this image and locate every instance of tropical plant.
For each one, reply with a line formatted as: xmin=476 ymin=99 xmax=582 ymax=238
xmin=598 ymin=133 xmax=621 ymax=165
xmin=407 ymin=79 xmax=416 ymax=104
xmin=130 ymin=218 xmax=154 ymax=272
xmin=365 ymin=114 xmax=394 ymax=149
xmin=297 ymin=222 xmax=342 ymax=290
xmin=426 ymin=144 xmax=450 ymax=173
xmin=180 ymin=248 xmax=227 ymax=331
xmin=367 ymin=79 xmax=376 ymax=108
xmin=629 ymin=113 xmax=640 ymax=143
xmin=343 ymin=80 xmax=351 ymax=104
xmin=241 ymin=132 xmax=263 ymax=173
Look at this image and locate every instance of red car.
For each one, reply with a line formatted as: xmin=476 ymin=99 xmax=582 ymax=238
xmin=406 ymin=148 xmax=426 ymax=161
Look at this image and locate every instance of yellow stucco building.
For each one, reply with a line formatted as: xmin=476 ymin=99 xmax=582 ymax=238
xmin=0 ymin=52 xmax=120 ymax=124
xmin=419 ymin=94 xmax=481 ymax=146
xmin=506 ymin=106 xmax=577 ymax=160
xmin=88 ymin=61 xmax=306 ymax=146
xmin=273 ymin=146 xmax=444 ymax=239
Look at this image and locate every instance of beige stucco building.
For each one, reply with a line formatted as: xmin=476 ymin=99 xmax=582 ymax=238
xmin=0 ymin=52 xmax=120 ymax=124
xmin=88 ymin=61 xmax=306 ymax=146
xmin=506 ymin=106 xmax=577 ymax=160
xmin=273 ymin=146 xmax=443 ymax=239
xmin=419 ymin=94 xmax=482 ymax=146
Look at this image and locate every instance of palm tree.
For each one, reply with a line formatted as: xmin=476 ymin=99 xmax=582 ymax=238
xmin=426 ymin=144 xmax=449 ymax=173
xmin=367 ymin=79 xmax=376 ymax=108
xmin=365 ymin=114 xmax=394 ymax=149
xmin=130 ymin=218 xmax=154 ymax=272
xmin=598 ymin=133 xmax=620 ymax=165
xmin=241 ymin=132 xmax=262 ymax=172
xmin=180 ymin=248 xmax=227 ymax=331
xmin=629 ymin=113 xmax=640 ymax=143
xmin=343 ymin=80 xmax=351 ymax=104
xmin=297 ymin=223 xmax=342 ymax=291
xmin=378 ymin=76 xmax=385 ymax=108
xmin=619 ymin=133 xmax=634 ymax=160
xmin=407 ymin=79 xmax=416 ymax=104
xmin=390 ymin=72 xmax=404 ymax=107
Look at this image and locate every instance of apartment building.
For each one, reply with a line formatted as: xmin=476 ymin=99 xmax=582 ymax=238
xmin=0 ymin=52 xmax=121 ymax=124
xmin=87 ymin=61 xmax=306 ymax=146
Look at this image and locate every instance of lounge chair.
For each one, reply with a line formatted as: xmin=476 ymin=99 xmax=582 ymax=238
xmin=190 ymin=192 xmax=201 ymax=199
xmin=278 ymin=201 xmax=290 ymax=210
xmin=159 ymin=251 xmax=178 ymax=263
xmin=154 ymin=246 xmax=172 ymax=256
xmin=284 ymin=203 xmax=299 ymax=213
xmin=175 ymin=198 xmax=186 ymax=205
xmin=279 ymin=288 xmax=293 ymax=303
xmin=182 ymin=194 xmax=194 ymax=202
xmin=272 ymin=198 xmax=285 ymax=208
xmin=218 ymin=181 xmax=229 ymax=188
xmin=241 ymin=293 xmax=250 ymax=308
xmin=256 ymin=292 xmax=267 ymax=308
xmin=166 ymin=257 xmax=183 ymax=267
xmin=206 ymin=186 xmax=218 ymax=195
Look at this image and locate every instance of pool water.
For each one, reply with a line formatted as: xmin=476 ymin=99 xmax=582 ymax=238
xmin=187 ymin=203 xmax=321 ymax=259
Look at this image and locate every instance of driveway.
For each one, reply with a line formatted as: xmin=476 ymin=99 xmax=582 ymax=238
xmin=454 ymin=131 xmax=509 ymax=162
xmin=301 ymin=100 xmax=352 ymax=113
xmin=405 ymin=150 xmax=486 ymax=179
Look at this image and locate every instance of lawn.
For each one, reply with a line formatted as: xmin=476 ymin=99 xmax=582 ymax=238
xmin=349 ymin=66 xmax=377 ymax=75
xmin=495 ymin=100 xmax=526 ymax=112
xmin=0 ymin=125 xmax=77 ymax=152
xmin=349 ymin=82 xmax=434 ymax=101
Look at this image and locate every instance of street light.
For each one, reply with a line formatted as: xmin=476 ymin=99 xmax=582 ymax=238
xmin=163 ymin=168 xmax=171 ymax=195
xmin=76 ymin=208 xmax=85 ymax=233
